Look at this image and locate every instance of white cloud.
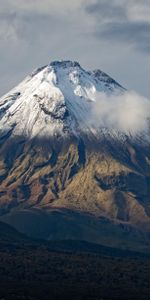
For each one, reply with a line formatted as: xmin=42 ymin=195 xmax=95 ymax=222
xmin=92 ymin=91 xmax=150 ymax=135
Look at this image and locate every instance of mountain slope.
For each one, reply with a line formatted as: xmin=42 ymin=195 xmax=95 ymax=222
xmin=0 ymin=60 xmax=150 ymax=252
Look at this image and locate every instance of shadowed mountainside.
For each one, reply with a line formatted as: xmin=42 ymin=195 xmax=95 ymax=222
xmin=1 ymin=135 xmax=150 ymax=252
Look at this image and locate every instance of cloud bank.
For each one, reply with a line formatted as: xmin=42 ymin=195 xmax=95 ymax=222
xmin=92 ymin=90 xmax=150 ymax=136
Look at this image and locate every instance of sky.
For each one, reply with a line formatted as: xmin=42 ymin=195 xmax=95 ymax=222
xmin=0 ymin=0 xmax=150 ymax=97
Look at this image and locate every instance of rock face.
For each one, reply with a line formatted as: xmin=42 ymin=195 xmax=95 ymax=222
xmin=0 ymin=60 xmax=150 ymax=252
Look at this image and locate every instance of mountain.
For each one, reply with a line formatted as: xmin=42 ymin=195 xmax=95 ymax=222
xmin=0 ymin=60 xmax=150 ymax=252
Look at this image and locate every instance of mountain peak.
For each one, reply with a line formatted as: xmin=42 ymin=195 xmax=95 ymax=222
xmin=49 ymin=60 xmax=81 ymax=69
xmin=0 ymin=60 xmax=124 ymax=140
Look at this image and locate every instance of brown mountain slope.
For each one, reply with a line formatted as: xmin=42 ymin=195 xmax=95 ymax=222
xmin=0 ymin=135 xmax=150 ymax=252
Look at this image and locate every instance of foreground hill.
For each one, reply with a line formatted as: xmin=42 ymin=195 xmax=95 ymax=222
xmin=0 ymin=219 xmax=150 ymax=300
xmin=0 ymin=221 xmax=150 ymax=300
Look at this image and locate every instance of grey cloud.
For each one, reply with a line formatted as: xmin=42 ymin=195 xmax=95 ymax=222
xmin=86 ymin=0 xmax=150 ymax=53
xmin=100 ymin=22 xmax=150 ymax=52
xmin=0 ymin=0 xmax=85 ymax=17
xmin=86 ymin=0 xmax=126 ymax=21
xmin=0 ymin=11 xmax=63 ymax=42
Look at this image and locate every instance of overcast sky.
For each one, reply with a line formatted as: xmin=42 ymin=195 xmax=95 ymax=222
xmin=0 ymin=0 xmax=150 ymax=97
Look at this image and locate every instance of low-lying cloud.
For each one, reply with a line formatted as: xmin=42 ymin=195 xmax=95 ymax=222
xmin=91 ymin=90 xmax=150 ymax=136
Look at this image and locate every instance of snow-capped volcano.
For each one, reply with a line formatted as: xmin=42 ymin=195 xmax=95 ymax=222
xmin=1 ymin=61 xmax=150 ymax=252
xmin=0 ymin=60 xmax=124 ymax=139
